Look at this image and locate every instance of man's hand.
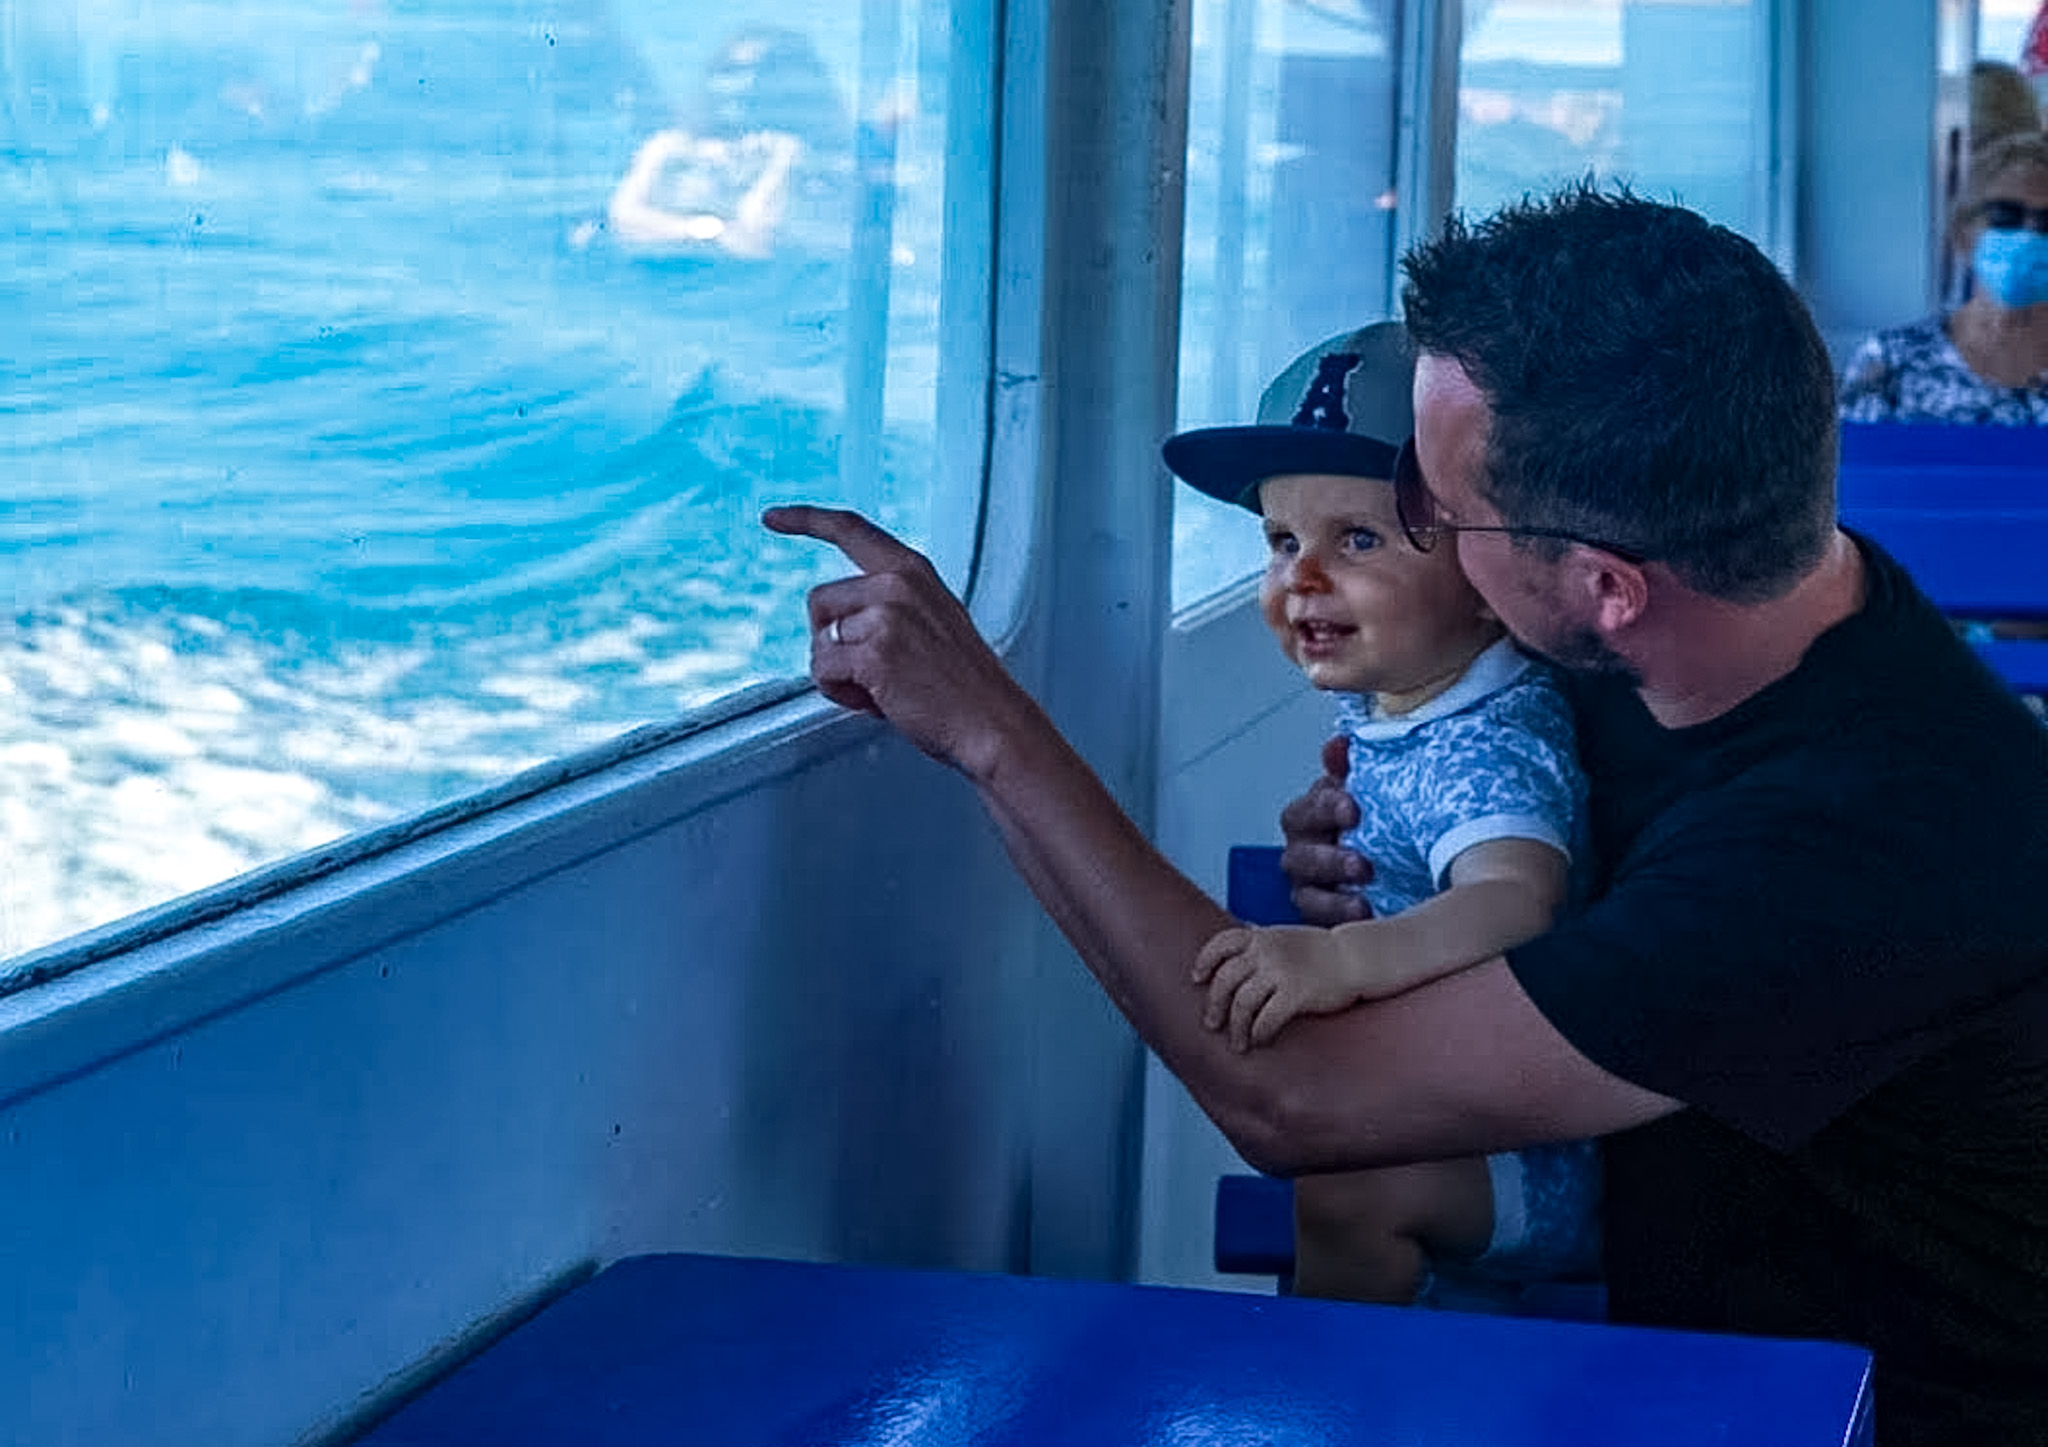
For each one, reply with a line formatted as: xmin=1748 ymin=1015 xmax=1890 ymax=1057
xmin=761 ymin=506 xmax=1037 ymax=782
xmin=1193 ymin=924 xmax=1361 ymax=1053
xmin=1279 ymin=734 xmax=1373 ymax=925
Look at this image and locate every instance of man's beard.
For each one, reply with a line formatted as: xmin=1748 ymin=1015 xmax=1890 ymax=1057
xmin=1524 ymin=625 xmax=1642 ymax=686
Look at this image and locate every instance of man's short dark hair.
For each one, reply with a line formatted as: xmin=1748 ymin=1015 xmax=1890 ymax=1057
xmin=1401 ymin=184 xmax=1837 ymax=602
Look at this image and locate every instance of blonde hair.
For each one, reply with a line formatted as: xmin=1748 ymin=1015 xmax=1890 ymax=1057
xmin=1953 ymin=131 xmax=2048 ymax=238
xmin=1971 ymin=61 xmax=2043 ymax=150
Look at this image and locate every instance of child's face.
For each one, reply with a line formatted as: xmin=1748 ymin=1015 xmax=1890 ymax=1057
xmin=1256 ymin=472 xmax=1501 ymax=711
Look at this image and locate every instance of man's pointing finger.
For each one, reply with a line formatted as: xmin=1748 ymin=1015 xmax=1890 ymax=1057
xmin=762 ymin=505 xmax=927 ymax=576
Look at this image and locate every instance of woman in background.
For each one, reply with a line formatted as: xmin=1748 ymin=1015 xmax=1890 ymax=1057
xmin=1839 ymin=131 xmax=2048 ymax=424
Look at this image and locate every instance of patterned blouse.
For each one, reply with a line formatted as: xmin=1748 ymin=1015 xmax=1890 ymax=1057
xmin=1837 ymin=313 xmax=2048 ymax=425
xmin=1334 ymin=638 xmax=1585 ymax=920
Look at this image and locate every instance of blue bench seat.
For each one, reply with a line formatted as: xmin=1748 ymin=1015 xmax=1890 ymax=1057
xmin=1838 ymin=423 xmax=2048 ymax=694
xmin=349 ymin=1251 xmax=1873 ymax=1445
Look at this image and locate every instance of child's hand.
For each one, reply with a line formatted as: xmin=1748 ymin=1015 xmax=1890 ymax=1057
xmin=1192 ymin=925 xmax=1358 ymax=1053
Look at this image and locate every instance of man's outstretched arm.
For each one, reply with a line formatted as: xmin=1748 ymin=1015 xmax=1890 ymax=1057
xmin=762 ymin=505 xmax=1680 ymax=1172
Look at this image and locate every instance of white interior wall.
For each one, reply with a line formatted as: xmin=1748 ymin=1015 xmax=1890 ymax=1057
xmin=1795 ymin=0 xmax=1941 ymax=360
xmin=0 ymin=711 xmax=1068 ymax=1447
xmin=1138 ymin=584 xmax=1332 ymax=1291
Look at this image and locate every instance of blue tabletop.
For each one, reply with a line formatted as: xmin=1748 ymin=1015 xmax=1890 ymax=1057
xmin=354 ymin=1252 xmax=1874 ymax=1446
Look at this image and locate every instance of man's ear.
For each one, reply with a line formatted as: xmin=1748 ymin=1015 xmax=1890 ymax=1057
xmin=1582 ymin=552 xmax=1649 ymax=634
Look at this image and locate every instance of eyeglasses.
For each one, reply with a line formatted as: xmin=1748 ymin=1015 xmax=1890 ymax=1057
xmin=1392 ymin=438 xmax=1648 ymax=564
xmin=1978 ymin=198 xmax=2048 ymax=234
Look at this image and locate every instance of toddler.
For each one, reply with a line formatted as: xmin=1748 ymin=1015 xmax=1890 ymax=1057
xmin=1162 ymin=321 xmax=1598 ymax=1305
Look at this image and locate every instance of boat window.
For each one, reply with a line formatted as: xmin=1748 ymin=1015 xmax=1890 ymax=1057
xmin=1173 ymin=0 xmax=1405 ymax=608
xmin=1981 ymin=0 xmax=2043 ymax=65
xmin=1455 ymin=0 xmax=1779 ymax=245
xmin=3 ymin=1 xmax=991 ymax=965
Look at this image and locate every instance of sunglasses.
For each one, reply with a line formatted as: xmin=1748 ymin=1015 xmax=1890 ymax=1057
xmin=1392 ymin=438 xmax=1649 ymax=564
xmin=1978 ymin=198 xmax=2048 ymax=234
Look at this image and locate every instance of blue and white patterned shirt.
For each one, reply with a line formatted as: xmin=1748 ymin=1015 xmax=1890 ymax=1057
xmin=1838 ymin=313 xmax=2048 ymax=426
xmin=1334 ymin=637 xmax=1586 ymax=919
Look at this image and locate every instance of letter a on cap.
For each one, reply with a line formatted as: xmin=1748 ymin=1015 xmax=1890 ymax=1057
xmin=1292 ymin=352 xmax=1363 ymax=432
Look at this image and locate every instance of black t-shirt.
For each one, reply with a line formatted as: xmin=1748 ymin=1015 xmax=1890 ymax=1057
xmin=1506 ymin=536 xmax=2048 ymax=1447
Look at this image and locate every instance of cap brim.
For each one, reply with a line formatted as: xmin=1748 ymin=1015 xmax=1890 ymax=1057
xmin=1162 ymin=427 xmax=1402 ymax=512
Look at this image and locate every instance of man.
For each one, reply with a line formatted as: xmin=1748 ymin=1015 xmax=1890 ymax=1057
xmin=766 ymin=186 xmax=2048 ymax=1444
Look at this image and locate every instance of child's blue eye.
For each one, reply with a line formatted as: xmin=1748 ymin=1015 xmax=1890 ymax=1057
xmin=1344 ymin=528 xmax=1381 ymax=553
xmin=1266 ymin=531 xmax=1298 ymax=556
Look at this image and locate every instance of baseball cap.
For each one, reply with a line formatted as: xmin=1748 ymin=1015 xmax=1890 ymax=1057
xmin=1163 ymin=320 xmax=1416 ymax=513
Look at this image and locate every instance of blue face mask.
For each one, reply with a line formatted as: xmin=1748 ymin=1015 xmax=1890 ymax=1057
xmin=1972 ymin=227 xmax=2048 ymax=309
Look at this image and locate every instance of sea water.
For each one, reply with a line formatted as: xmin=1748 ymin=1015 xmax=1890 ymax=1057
xmin=2 ymin=0 xmax=939 ymax=958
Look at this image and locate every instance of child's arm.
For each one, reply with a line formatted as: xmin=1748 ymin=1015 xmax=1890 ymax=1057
xmin=1192 ymin=837 xmax=1566 ymax=1053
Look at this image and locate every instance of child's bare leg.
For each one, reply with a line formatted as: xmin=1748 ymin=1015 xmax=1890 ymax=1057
xmin=1292 ymin=1158 xmax=1493 ymax=1304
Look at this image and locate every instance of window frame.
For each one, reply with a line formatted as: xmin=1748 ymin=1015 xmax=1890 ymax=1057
xmin=1166 ymin=0 xmax=1800 ymax=619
